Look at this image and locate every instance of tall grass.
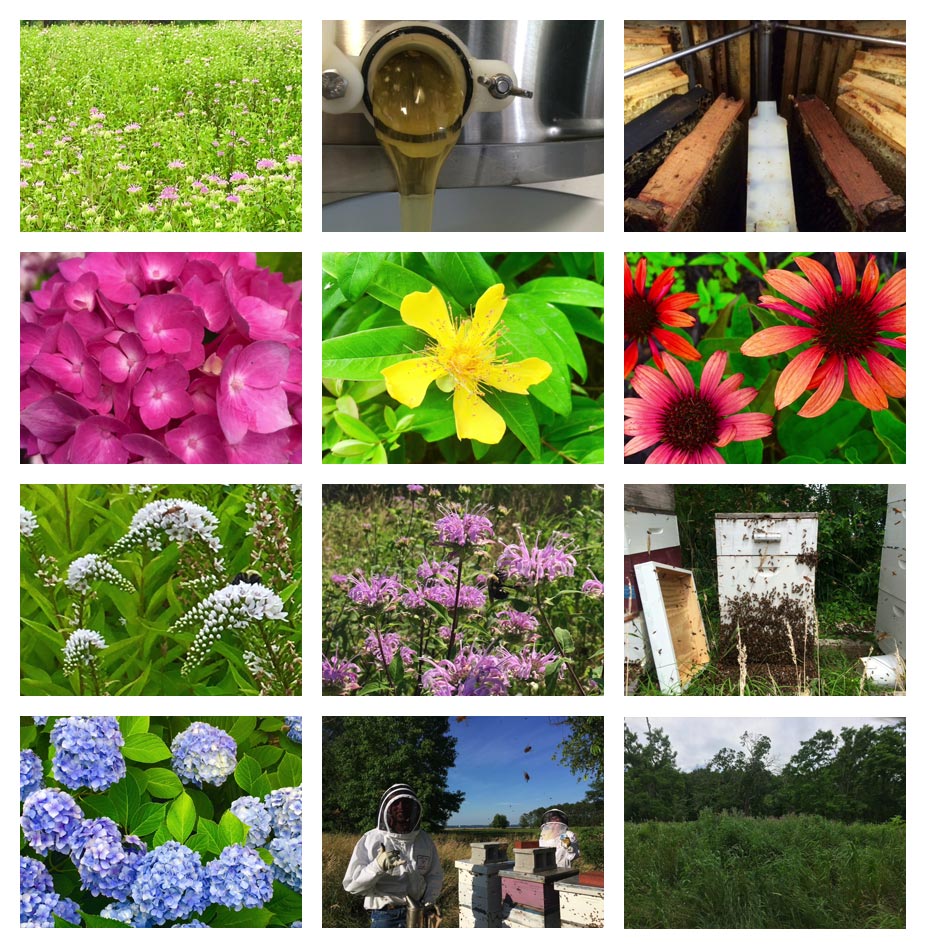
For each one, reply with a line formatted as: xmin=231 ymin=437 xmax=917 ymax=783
xmin=625 ymin=814 xmax=904 ymax=928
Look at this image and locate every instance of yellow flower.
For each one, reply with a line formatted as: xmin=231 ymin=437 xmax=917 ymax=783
xmin=382 ymin=284 xmax=552 ymax=444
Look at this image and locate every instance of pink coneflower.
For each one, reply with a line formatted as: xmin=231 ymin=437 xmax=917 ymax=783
xmin=741 ymin=253 xmax=906 ymax=417
xmin=624 ymin=255 xmax=701 ymax=378
xmin=624 ymin=351 xmax=773 ymax=464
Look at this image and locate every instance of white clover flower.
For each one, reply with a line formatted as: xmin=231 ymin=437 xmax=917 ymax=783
xmin=66 ymin=554 xmax=134 ymax=593
xmin=175 ymin=582 xmax=288 ymax=674
xmin=62 ymin=629 xmax=108 ymax=675
xmin=21 ymin=506 xmax=39 ymax=537
xmin=108 ymin=498 xmax=221 ymax=555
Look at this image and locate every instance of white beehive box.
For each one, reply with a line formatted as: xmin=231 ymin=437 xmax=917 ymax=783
xmin=714 ymin=513 xmax=819 ymax=619
xmin=633 ymin=562 xmax=710 ymax=694
xmin=876 ymin=485 xmax=906 ymax=658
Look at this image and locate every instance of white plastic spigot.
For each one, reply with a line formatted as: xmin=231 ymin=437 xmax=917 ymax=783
xmin=746 ymin=101 xmax=798 ymax=232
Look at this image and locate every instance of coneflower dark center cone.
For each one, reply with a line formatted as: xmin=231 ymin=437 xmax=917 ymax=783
xmin=814 ymin=296 xmax=880 ymax=357
xmin=624 ymin=294 xmax=659 ymax=342
xmin=660 ymin=395 xmax=720 ymax=452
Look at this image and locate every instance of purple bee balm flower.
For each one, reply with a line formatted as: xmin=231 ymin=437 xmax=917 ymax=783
xmin=496 ymin=530 xmax=577 ymax=585
xmin=495 ymin=609 xmax=539 ymax=633
xmin=217 ymin=340 xmax=293 ymax=445
xmin=329 ymin=573 xmax=350 ymax=587
xmin=581 ymin=577 xmax=604 ymax=598
xmin=435 ymin=510 xmax=494 ymax=547
xmin=499 ymin=645 xmax=560 ymax=681
xmin=401 ymin=586 xmax=428 ymax=610
xmin=421 ymin=646 xmax=510 ymax=696
xmin=322 ymin=653 xmax=361 ymax=693
xmin=348 ymin=573 xmax=401 ymax=609
xmin=158 ymin=186 xmax=179 ymax=201
xmin=286 ymin=154 xmax=302 ymax=165
xmin=406 ymin=484 xmax=424 ymax=493
xmin=226 ymin=194 xmax=240 ymax=204
xmin=417 ymin=560 xmax=457 ymax=582
xmin=424 ymin=583 xmax=486 ymax=610
xmin=230 ymin=171 xmax=249 ymax=181
xmin=363 ymin=630 xmax=416 ymax=666
xmin=256 ymin=158 xmax=276 ymax=169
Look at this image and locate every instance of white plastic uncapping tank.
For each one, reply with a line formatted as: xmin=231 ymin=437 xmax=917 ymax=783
xmin=746 ymin=102 xmax=797 ymax=232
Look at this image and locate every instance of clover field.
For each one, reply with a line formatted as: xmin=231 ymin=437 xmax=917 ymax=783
xmin=20 ymin=21 xmax=302 ymax=232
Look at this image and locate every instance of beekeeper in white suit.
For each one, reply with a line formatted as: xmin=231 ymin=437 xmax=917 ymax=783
xmin=539 ymin=808 xmax=580 ymax=869
xmin=343 ymin=783 xmax=443 ymax=928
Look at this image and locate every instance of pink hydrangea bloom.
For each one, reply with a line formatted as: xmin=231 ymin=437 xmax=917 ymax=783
xmin=20 ymin=252 xmax=301 ymax=463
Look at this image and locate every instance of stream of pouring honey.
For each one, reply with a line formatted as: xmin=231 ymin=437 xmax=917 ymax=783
xmin=369 ymin=45 xmax=465 ymax=231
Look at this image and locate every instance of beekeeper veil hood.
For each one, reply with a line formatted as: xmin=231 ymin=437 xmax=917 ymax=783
xmin=378 ymin=783 xmax=422 ymax=837
xmin=540 ymin=808 xmax=568 ymax=838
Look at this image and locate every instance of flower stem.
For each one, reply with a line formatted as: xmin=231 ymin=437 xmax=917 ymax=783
xmin=373 ymin=627 xmax=396 ymax=691
xmin=445 ymin=549 xmax=466 ymax=661
xmin=535 ymin=589 xmax=587 ymax=696
xmin=256 ymin=622 xmax=291 ymax=695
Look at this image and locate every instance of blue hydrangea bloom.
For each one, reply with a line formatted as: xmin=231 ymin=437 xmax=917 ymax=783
xmin=291 ymin=921 xmax=303 ymax=927
xmin=172 ymin=920 xmax=210 ymax=928
xmin=50 ymin=716 xmax=126 ymax=791
xmin=20 ymin=856 xmax=57 ymax=928
xmin=206 ymin=844 xmax=275 ymax=910
xmin=21 ymin=749 xmax=44 ymax=801
xmin=269 ymin=834 xmax=302 ymax=893
xmin=54 ymin=897 xmax=82 ymax=925
xmin=33 ymin=716 xmax=48 ymax=726
xmin=70 ymin=817 xmax=147 ymax=900
xmin=267 ymin=785 xmax=302 ymax=838
xmin=170 ymin=722 xmax=237 ymax=788
xmin=284 ymin=715 xmax=302 ymax=744
xmin=130 ymin=841 xmax=207 ymax=925
xmin=230 ymin=795 xmax=272 ymax=847
xmin=21 ymin=788 xmax=84 ymax=855
xmin=100 ymin=900 xmax=152 ymax=927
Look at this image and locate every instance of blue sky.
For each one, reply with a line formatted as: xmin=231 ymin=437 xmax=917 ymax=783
xmin=446 ymin=716 xmax=596 ymax=825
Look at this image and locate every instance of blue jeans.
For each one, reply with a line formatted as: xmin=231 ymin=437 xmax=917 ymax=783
xmin=370 ymin=907 xmax=407 ymax=928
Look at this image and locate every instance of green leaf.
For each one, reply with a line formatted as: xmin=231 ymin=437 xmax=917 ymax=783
xmin=843 ymin=429 xmax=881 ymax=464
xmin=118 ymin=716 xmax=150 ymax=737
xmin=363 ymin=262 xmax=433 ymax=310
xmin=228 ymin=716 xmax=258 ymax=744
xmin=196 ymin=817 xmax=223 ymax=855
xmin=779 ymin=455 xmax=825 ymax=463
xmin=276 ymin=752 xmax=302 ymax=787
xmin=484 ymin=390 xmax=541 ymax=459
xmin=321 ymin=326 xmax=423 ymax=381
xmin=153 ymin=821 xmax=172 ymax=847
xmin=697 ymin=337 xmax=748 ymax=355
xmin=130 ymin=802 xmax=166 ymax=837
xmin=560 ymin=305 xmax=605 ymax=342
xmin=167 ymin=792 xmax=196 ymax=842
xmin=329 ymin=438 xmax=375 ymax=458
xmin=333 ymin=412 xmax=380 ymax=444
xmin=778 ymin=400 xmax=867 ymax=458
xmin=218 ymin=810 xmax=249 ymax=847
xmin=123 ymin=732 xmax=171 ymax=763
xmin=80 ymin=911 xmax=130 ymax=928
xmin=249 ymin=744 xmax=284 ymax=768
xmin=718 ymin=439 xmax=764 ymax=464
xmin=518 ymin=276 xmax=604 ymax=308
xmin=235 ymin=755 xmax=263 ymax=794
xmin=210 ymin=907 xmax=274 ymax=928
xmin=423 ymin=252 xmax=499 ymax=306
xmin=872 ymin=411 xmax=906 ymax=463
xmin=554 ymin=627 xmax=575 ymax=654
xmin=324 ymin=252 xmax=388 ymax=301
xmin=508 ymin=295 xmax=586 ymax=377
xmin=144 ymin=767 xmax=183 ymax=799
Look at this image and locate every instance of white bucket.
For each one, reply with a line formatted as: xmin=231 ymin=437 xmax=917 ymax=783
xmin=860 ymin=654 xmax=903 ymax=689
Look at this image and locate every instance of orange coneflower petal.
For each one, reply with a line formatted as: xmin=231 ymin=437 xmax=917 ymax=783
xmin=797 ymin=358 xmax=844 ymax=417
xmin=846 ymin=357 xmax=888 ymax=411
xmin=650 ymin=339 xmax=665 ymax=371
xmin=699 ymin=350 xmax=727 ymax=398
xmin=795 ymin=257 xmax=837 ymax=304
xmin=648 ymin=267 xmax=676 ymax=304
xmin=764 ymin=269 xmax=825 ymax=310
xmin=714 ymin=386 xmax=757 ymax=418
xmin=741 ymin=324 xmax=818 ymax=357
xmin=655 ymin=310 xmax=696 ymax=328
xmin=624 ymin=256 xmax=633 ymax=297
xmin=775 ymin=344 xmax=826 ymax=409
xmin=695 ymin=445 xmax=726 ymax=464
xmin=728 ymin=412 xmax=775 ymax=441
xmin=660 ymin=291 xmax=700 ymax=312
xmin=662 ymin=350 xmax=696 ymax=395
xmin=877 ymin=305 xmax=905 ymax=333
xmin=859 ymin=256 xmax=880 ymax=303
xmin=835 ymin=253 xmax=857 ymax=298
xmin=652 ymin=328 xmax=701 ymax=362
xmin=878 ymin=336 xmax=905 ymax=350
xmin=630 ymin=362 xmax=678 ymax=404
xmin=870 ymin=269 xmax=905 ymax=314
xmin=624 ymin=340 xmax=639 ymax=378
xmin=625 ymin=432 xmax=664 ymax=457
xmin=865 ymin=351 xmax=906 ymax=399
xmin=758 ymin=296 xmax=818 ymax=324
xmin=634 ymin=258 xmax=646 ymax=297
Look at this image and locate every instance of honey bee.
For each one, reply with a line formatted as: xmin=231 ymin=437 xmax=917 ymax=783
xmin=523 ymin=771 xmax=530 ymax=782
xmin=523 ymin=746 xmax=532 ymax=754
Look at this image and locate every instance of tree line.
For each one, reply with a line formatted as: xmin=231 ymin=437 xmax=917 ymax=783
xmin=625 ymin=721 xmax=905 ymax=824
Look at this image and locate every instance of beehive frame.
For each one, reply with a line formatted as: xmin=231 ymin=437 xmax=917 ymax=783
xmin=634 ymin=562 xmax=709 ymax=693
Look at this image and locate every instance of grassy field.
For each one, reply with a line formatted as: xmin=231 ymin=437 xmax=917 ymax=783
xmin=625 ymin=814 xmax=905 ymax=928
xmin=324 ymin=827 xmax=604 ymax=927
xmin=20 ymin=21 xmax=301 ymax=231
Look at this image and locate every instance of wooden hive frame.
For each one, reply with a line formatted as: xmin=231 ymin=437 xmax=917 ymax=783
xmin=634 ymin=562 xmax=709 ymax=693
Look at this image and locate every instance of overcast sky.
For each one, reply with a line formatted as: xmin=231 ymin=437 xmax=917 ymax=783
xmin=625 ymin=717 xmax=903 ymax=772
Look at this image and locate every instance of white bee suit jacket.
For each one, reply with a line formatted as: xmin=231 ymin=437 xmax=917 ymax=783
xmin=539 ymin=820 xmax=580 ymax=869
xmin=342 ymin=786 xmax=443 ymax=909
